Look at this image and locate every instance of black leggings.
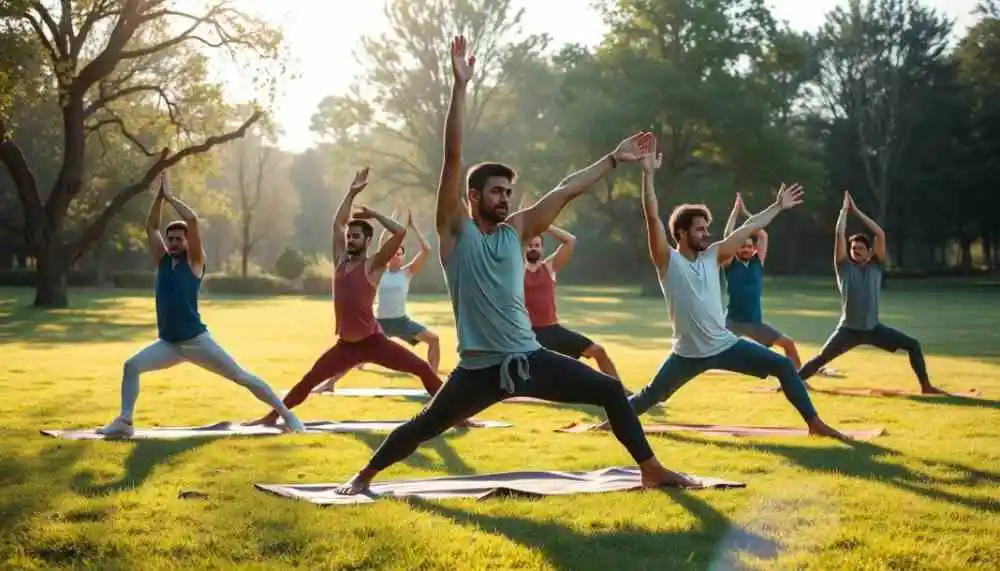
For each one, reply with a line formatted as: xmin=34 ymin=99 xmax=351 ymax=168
xmin=364 ymin=349 xmax=655 ymax=471
xmin=799 ymin=324 xmax=930 ymax=387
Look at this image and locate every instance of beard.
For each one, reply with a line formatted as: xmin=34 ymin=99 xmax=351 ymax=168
xmin=169 ymin=248 xmax=185 ymax=258
xmin=688 ymin=237 xmax=707 ymax=252
xmin=737 ymin=251 xmax=754 ymax=260
xmin=525 ymin=251 xmax=541 ymax=263
xmin=478 ymin=201 xmax=507 ymax=224
xmin=346 ymin=244 xmax=364 ymax=256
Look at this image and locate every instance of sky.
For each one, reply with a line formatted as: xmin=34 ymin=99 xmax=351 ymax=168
xmin=217 ymin=0 xmax=981 ymax=152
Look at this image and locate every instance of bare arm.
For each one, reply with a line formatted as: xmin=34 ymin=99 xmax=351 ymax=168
xmin=543 ymin=225 xmax=576 ymax=273
xmin=640 ymin=152 xmax=671 ymax=271
xmin=333 ymin=168 xmax=368 ymax=263
xmin=511 ymin=131 xmax=652 ymax=241
xmin=835 ymin=193 xmax=849 ymax=265
xmin=402 ymin=213 xmax=431 ymax=277
xmin=755 ymin=229 xmax=769 ymax=264
xmin=720 ymin=194 xmax=744 ymax=267
xmin=146 ymin=179 xmax=167 ymax=262
xmin=715 ymin=184 xmax=803 ymax=264
xmin=367 ymin=209 xmax=407 ymax=272
xmin=851 ymin=200 xmax=887 ymax=262
xmin=161 ymin=172 xmax=204 ymax=268
xmin=436 ymin=37 xmax=474 ymax=262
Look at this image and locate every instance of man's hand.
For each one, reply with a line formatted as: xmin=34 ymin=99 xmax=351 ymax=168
xmin=161 ymin=170 xmax=174 ymax=200
xmin=405 ymin=209 xmax=414 ymax=228
xmin=641 ymin=150 xmax=662 ymax=173
xmin=613 ymin=131 xmax=655 ymax=165
xmin=352 ymin=205 xmax=377 ymax=220
xmin=451 ymin=36 xmax=475 ymax=85
xmin=776 ymin=183 xmax=805 ymax=210
xmin=350 ymin=167 xmax=370 ymax=194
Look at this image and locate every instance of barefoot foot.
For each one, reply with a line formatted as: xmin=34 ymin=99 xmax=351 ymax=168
xmin=335 ymin=471 xmax=375 ymax=495
xmin=244 ymin=415 xmax=278 ymax=427
xmin=453 ymin=419 xmax=481 ymax=428
xmin=640 ymin=463 xmax=699 ymax=489
xmin=920 ymin=385 xmax=949 ymax=395
xmin=807 ymin=418 xmax=851 ymax=441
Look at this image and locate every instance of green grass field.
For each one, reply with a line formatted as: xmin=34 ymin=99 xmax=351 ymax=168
xmin=1 ymin=279 xmax=999 ymax=570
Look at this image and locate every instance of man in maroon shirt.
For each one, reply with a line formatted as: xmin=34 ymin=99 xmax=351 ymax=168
xmin=524 ymin=225 xmax=622 ymax=381
xmin=246 ymin=167 xmax=443 ymax=426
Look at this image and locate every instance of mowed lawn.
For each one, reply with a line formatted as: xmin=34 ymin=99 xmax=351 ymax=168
xmin=1 ymin=278 xmax=999 ymax=570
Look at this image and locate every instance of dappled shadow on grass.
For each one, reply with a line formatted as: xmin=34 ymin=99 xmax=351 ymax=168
xmin=345 ymin=431 xmax=476 ymax=476
xmin=70 ymin=438 xmax=214 ymax=497
xmin=662 ymin=433 xmax=1000 ymax=514
xmin=0 ymin=444 xmax=84 ymax=539
xmin=0 ymin=293 xmax=152 ymax=345
xmin=406 ymin=488 xmax=778 ymax=570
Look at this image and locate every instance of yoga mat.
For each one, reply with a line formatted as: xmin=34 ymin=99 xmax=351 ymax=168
xmin=40 ymin=419 xmax=510 ymax=441
xmin=254 ymin=466 xmax=745 ymax=506
xmin=557 ymin=421 xmax=886 ymax=440
xmin=748 ymin=386 xmax=983 ymax=398
xmin=318 ymin=387 xmax=555 ymax=405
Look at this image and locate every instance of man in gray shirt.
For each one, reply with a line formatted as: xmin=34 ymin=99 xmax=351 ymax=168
xmin=798 ymin=192 xmax=943 ymax=394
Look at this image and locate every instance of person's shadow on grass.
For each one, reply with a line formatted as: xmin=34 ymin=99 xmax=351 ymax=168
xmin=70 ymin=438 xmax=214 ymax=497
xmin=404 ymin=488 xmax=779 ymax=570
xmin=346 ymin=431 xmax=476 ymax=476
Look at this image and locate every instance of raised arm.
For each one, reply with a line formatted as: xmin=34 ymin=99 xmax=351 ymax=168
xmin=363 ymin=208 xmax=407 ymax=272
xmin=715 ymin=183 xmax=804 ymax=264
xmin=402 ymin=210 xmax=431 ymax=277
xmin=848 ymin=193 xmax=887 ymax=262
xmin=377 ymin=208 xmax=399 ymax=250
xmin=436 ymin=37 xmax=475 ymax=261
xmin=334 ymin=168 xmax=370 ymax=262
xmin=723 ymin=193 xmax=744 ymax=238
xmin=542 ymin=226 xmax=576 ymax=273
xmin=145 ymin=176 xmax=167 ymax=262
xmin=510 ymin=132 xmax=652 ymax=241
xmin=756 ymin=229 xmax=769 ymax=264
xmin=161 ymin=171 xmax=204 ymax=268
xmin=641 ymin=151 xmax=672 ymax=271
xmin=835 ymin=191 xmax=849 ymax=265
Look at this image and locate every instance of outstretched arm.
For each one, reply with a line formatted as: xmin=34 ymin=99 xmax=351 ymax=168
xmin=835 ymin=192 xmax=849 ymax=265
xmin=377 ymin=208 xmax=399 ymax=250
xmin=715 ymin=183 xmax=804 ymax=264
xmin=543 ymin=226 xmax=576 ymax=273
xmin=402 ymin=211 xmax=431 ymax=277
xmin=510 ymin=132 xmax=653 ymax=241
xmin=756 ymin=229 xmax=769 ymax=264
xmin=366 ymin=209 xmax=407 ymax=272
xmin=850 ymin=196 xmax=887 ymax=262
xmin=720 ymin=194 xmax=744 ymax=266
xmin=161 ymin=171 xmax=204 ymax=268
xmin=145 ymin=177 xmax=167 ymax=263
xmin=640 ymin=152 xmax=672 ymax=271
xmin=333 ymin=168 xmax=369 ymax=263
xmin=436 ymin=37 xmax=475 ymax=262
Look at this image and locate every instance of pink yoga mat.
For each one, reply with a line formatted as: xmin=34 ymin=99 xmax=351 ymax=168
xmin=557 ymin=421 xmax=886 ymax=440
xmin=40 ymin=419 xmax=510 ymax=441
xmin=254 ymin=466 xmax=745 ymax=505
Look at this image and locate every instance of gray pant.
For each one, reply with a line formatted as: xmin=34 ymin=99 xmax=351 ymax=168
xmin=120 ymin=332 xmax=291 ymax=422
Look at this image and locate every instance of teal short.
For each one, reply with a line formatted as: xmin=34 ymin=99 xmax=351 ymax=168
xmin=377 ymin=316 xmax=427 ymax=345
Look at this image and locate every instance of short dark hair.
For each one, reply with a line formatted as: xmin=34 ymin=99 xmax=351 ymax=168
xmin=348 ymin=219 xmax=374 ymax=239
xmin=668 ymin=204 xmax=712 ymax=241
xmin=467 ymin=162 xmax=517 ymax=194
xmin=397 ymin=245 xmax=406 ymax=254
xmin=848 ymin=233 xmax=871 ymax=249
xmin=165 ymin=220 xmax=188 ymax=234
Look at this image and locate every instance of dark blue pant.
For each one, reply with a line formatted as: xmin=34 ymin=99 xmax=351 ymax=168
xmin=629 ymin=339 xmax=818 ymax=420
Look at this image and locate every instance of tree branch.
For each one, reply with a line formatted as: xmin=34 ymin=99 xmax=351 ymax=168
xmin=29 ymin=1 xmax=67 ymax=57
xmin=67 ymin=111 xmax=263 ymax=263
xmin=0 ymin=121 xmax=44 ymax=224
xmin=73 ymin=0 xmax=144 ymax=93
xmin=23 ymin=13 xmax=59 ymax=64
xmin=72 ymin=0 xmax=119 ymax=60
xmin=85 ymin=113 xmax=157 ymax=156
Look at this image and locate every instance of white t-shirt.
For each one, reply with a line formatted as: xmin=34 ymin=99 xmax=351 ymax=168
xmin=657 ymin=246 xmax=738 ymax=358
xmin=376 ymin=269 xmax=410 ymax=319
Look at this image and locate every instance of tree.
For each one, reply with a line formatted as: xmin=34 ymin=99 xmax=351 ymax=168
xmin=229 ymin=115 xmax=277 ymax=278
xmin=309 ymin=0 xmax=547 ymax=193
xmin=812 ymin=0 xmax=951 ymax=237
xmin=0 ymin=0 xmax=285 ymax=307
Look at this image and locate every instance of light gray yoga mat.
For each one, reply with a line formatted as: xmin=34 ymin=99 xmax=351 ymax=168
xmin=748 ymin=386 xmax=983 ymax=398
xmin=558 ymin=421 xmax=886 ymax=440
xmin=254 ymin=466 xmax=746 ymax=505
xmin=322 ymin=387 xmax=553 ymax=404
xmin=40 ymin=419 xmax=511 ymax=441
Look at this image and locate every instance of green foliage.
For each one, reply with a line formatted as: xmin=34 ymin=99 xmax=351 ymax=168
xmin=274 ymin=247 xmax=307 ymax=281
xmin=203 ymin=273 xmax=296 ymax=295
xmin=110 ymin=271 xmax=156 ymax=290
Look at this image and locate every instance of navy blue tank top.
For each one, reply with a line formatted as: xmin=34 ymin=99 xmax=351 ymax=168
xmin=155 ymin=254 xmax=207 ymax=343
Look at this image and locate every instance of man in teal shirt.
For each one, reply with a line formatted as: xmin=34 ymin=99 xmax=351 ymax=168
xmin=798 ymin=192 xmax=943 ymax=394
xmin=335 ymin=35 xmax=695 ymax=495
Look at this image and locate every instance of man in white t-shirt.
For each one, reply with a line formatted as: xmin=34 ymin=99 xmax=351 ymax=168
xmin=618 ymin=145 xmax=847 ymax=440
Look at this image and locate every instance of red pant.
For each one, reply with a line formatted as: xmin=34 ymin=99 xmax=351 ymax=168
xmin=282 ymin=333 xmax=442 ymax=409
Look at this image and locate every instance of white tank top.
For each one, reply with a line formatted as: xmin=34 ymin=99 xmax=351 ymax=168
xmin=658 ymin=247 xmax=738 ymax=358
xmin=376 ymin=270 xmax=410 ymax=319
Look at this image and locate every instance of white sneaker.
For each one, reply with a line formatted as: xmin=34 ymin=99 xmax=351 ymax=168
xmin=96 ymin=417 xmax=134 ymax=438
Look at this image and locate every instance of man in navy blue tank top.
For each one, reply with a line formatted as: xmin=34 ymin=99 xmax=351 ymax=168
xmin=96 ymin=170 xmax=304 ymax=437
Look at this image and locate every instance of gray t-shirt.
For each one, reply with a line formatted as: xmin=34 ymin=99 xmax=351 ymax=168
xmin=836 ymin=260 xmax=882 ymax=330
xmin=658 ymin=246 xmax=739 ymax=358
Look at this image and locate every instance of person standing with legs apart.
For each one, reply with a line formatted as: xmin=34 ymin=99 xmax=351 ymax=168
xmin=604 ymin=145 xmax=847 ymax=440
xmin=797 ymin=192 xmax=944 ymax=394
xmin=97 ymin=170 xmax=306 ymax=437
xmin=524 ymin=226 xmax=626 ymax=386
xmin=245 ymin=168 xmax=445 ymax=426
xmin=370 ymin=209 xmax=443 ymax=373
xmin=719 ymin=193 xmax=839 ymax=385
xmin=335 ymin=36 xmax=695 ymax=495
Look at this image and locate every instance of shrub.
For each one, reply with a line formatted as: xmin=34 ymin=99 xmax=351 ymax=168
xmin=111 ymin=271 xmax=157 ymax=289
xmin=203 ymin=273 xmax=296 ymax=295
xmin=275 ymin=247 xmax=307 ymax=281
xmin=0 ymin=269 xmax=98 ymax=287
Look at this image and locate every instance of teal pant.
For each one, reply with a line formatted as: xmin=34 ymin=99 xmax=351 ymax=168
xmin=629 ymin=339 xmax=818 ymax=420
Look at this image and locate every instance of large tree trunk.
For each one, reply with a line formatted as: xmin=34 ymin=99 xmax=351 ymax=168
xmin=34 ymin=243 xmax=68 ymax=308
